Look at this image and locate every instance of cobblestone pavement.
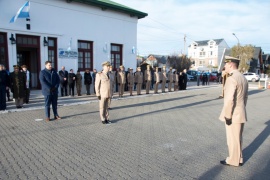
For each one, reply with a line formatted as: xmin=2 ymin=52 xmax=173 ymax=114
xmin=0 ymin=84 xmax=269 ymax=180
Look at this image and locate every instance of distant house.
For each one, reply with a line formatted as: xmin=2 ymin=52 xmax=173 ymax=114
xmin=262 ymin=53 xmax=270 ymax=73
xmin=249 ymin=47 xmax=262 ymax=74
xmin=188 ymin=39 xmax=229 ymax=71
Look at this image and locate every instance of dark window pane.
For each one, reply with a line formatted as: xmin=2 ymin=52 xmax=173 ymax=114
xmin=33 ymin=38 xmax=37 ymax=45
xmin=0 ymin=35 xmax=4 ymax=44
xmin=28 ymin=38 xmax=32 ymax=45
xmin=17 ymin=37 xmax=22 ymax=44
xmin=48 ymin=40 xmax=54 ymax=47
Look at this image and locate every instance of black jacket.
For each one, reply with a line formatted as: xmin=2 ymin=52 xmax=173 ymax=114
xmin=84 ymin=72 xmax=92 ymax=85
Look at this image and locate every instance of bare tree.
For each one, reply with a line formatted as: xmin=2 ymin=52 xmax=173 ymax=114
xmin=230 ymin=45 xmax=255 ymax=73
xmin=167 ymin=53 xmax=192 ymax=72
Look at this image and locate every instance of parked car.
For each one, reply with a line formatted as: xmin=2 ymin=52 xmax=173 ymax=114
xmin=209 ymin=73 xmax=218 ymax=82
xmin=243 ymin=73 xmax=260 ymax=82
xmin=187 ymin=74 xmax=194 ymax=81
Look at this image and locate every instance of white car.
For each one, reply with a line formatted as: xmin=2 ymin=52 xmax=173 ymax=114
xmin=243 ymin=73 xmax=260 ymax=82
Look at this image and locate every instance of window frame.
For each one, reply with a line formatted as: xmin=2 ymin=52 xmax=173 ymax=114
xmin=110 ymin=43 xmax=123 ymax=70
xmin=0 ymin=32 xmax=9 ymax=69
xmin=77 ymin=40 xmax=93 ymax=71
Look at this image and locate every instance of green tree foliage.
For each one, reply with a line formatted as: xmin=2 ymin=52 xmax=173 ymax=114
xmin=230 ymin=45 xmax=255 ymax=73
xmin=167 ymin=54 xmax=192 ymax=72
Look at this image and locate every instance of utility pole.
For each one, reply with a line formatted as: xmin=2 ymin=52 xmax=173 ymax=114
xmin=183 ymin=34 xmax=186 ymax=55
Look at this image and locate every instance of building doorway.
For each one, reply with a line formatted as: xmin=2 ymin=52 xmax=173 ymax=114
xmin=16 ymin=34 xmax=41 ymax=89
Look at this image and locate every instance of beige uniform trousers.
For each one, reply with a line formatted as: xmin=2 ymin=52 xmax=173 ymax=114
xmin=145 ymin=80 xmax=151 ymax=94
xmin=154 ymin=82 xmax=159 ymax=93
xmin=99 ymin=97 xmax=109 ymax=121
xmin=174 ymin=83 xmax=178 ymax=91
xmin=161 ymin=81 xmax=166 ymax=92
xmin=225 ymin=123 xmax=244 ymax=166
xmin=129 ymin=84 xmax=134 ymax=95
xmin=118 ymin=84 xmax=124 ymax=97
xmin=168 ymin=82 xmax=173 ymax=91
xmin=15 ymin=98 xmax=24 ymax=107
xmin=137 ymin=83 xmax=142 ymax=95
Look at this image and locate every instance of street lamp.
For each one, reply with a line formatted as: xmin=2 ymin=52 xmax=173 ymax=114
xmin=232 ymin=33 xmax=240 ymax=46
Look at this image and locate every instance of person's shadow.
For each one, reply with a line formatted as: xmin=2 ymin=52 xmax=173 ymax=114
xmin=243 ymin=120 xmax=270 ymax=164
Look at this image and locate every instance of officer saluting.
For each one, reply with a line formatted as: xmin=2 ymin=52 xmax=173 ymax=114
xmin=95 ymin=61 xmax=112 ymax=124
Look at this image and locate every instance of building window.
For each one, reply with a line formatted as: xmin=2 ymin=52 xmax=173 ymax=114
xmin=78 ymin=40 xmax=93 ymax=71
xmin=111 ymin=44 xmax=122 ymax=70
xmin=48 ymin=37 xmax=57 ymax=70
xmin=199 ymin=60 xmax=205 ymax=66
xmin=0 ymin=32 xmax=8 ymax=68
xmin=199 ymin=52 xmax=205 ymax=57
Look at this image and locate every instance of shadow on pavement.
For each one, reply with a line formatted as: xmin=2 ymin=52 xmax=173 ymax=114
xmin=243 ymin=120 xmax=270 ymax=164
xmin=112 ymin=94 xmax=204 ymax=110
xmin=112 ymin=97 xmax=217 ymax=123
xmin=248 ymin=89 xmax=265 ymax=96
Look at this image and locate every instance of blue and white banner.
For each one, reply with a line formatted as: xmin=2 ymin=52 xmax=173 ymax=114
xmin=10 ymin=1 xmax=30 ymax=23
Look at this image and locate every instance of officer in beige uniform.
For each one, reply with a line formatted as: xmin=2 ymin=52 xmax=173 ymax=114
xmin=167 ymin=67 xmax=174 ymax=92
xmin=154 ymin=67 xmax=160 ymax=94
xmin=219 ymin=56 xmax=248 ymax=167
xmin=108 ymin=66 xmax=115 ymax=109
xmin=173 ymin=70 xmax=179 ymax=91
xmin=144 ymin=65 xmax=152 ymax=94
xmin=95 ymin=61 xmax=112 ymax=124
xmin=161 ymin=66 xmax=167 ymax=93
xmin=134 ymin=67 xmax=143 ymax=95
xmin=117 ymin=65 xmax=126 ymax=97
xmin=127 ymin=68 xmax=135 ymax=96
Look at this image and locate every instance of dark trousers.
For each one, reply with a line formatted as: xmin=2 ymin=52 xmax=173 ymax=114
xmin=115 ymin=82 xmax=118 ymax=92
xmin=85 ymin=84 xmax=91 ymax=95
xmin=60 ymin=83 xmax=67 ymax=96
xmin=44 ymin=94 xmax=58 ymax=118
xmin=69 ymin=83 xmax=75 ymax=96
xmin=0 ymin=87 xmax=6 ymax=110
xmin=6 ymin=88 xmax=10 ymax=100
xmin=24 ymin=88 xmax=30 ymax=103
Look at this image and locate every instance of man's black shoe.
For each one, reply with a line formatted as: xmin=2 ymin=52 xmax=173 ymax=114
xmin=106 ymin=120 xmax=112 ymax=124
xmin=220 ymin=160 xmax=230 ymax=166
xmin=102 ymin=121 xmax=107 ymax=124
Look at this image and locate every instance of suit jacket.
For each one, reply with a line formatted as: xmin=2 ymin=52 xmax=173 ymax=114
xmin=219 ymin=70 xmax=248 ymax=123
xmin=9 ymin=71 xmax=26 ymax=98
xmin=58 ymin=70 xmax=68 ymax=84
xmin=95 ymin=72 xmax=111 ymax=98
xmin=39 ymin=68 xmax=60 ymax=96
xmin=135 ymin=71 xmax=143 ymax=84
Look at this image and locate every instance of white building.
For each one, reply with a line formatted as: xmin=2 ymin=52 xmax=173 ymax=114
xmin=188 ymin=39 xmax=229 ymax=71
xmin=0 ymin=0 xmax=147 ymax=88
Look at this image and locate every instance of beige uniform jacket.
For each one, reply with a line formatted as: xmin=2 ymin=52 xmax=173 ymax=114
xmin=127 ymin=73 xmax=135 ymax=85
xmin=173 ymin=73 xmax=179 ymax=83
xmin=167 ymin=72 xmax=174 ymax=82
xmin=144 ymin=70 xmax=152 ymax=81
xmin=135 ymin=72 xmax=143 ymax=84
xmin=117 ymin=71 xmax=126 ymax=84
xmin=95 ymin=72 xmax=111 ymax=98
xmin=219 ymin=70 xmax=248 ymax=123
xmin=161 ymin=71 xmax=167 ymax=81
xmin=154 ymin=72 xmax=160 ymax=82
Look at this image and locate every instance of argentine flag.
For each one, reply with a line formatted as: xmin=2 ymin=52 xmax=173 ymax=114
xmin=10 ymin=1 xmax=30 ymax=23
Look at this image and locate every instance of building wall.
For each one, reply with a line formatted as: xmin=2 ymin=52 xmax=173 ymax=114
xmin=0 ymin=0 xmax=138 ymax=73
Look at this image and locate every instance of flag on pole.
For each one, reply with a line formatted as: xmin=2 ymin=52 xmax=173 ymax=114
xmin=10 ymin=1 xmax=30 ymax=23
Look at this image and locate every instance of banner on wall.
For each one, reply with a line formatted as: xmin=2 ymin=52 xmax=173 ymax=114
xmin=58 ymin=48 xmax=78 ymax=59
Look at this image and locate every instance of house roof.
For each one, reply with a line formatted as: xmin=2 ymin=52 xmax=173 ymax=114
xmin=66 ymin=0 xmax=148 ymax=19
xmin=192 ymin=39 xmax=224 ymax=47
xmin=253 ymin=47 xmax=261 ymax=59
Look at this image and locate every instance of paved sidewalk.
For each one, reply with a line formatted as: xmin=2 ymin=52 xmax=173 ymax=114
xmin=0 ymin=85 xmax=269 ymax=179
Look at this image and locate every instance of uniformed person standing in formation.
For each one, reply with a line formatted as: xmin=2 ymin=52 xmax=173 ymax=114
xmin=173 ymin=70 xmax=179 ymax=91
xmin=153 ymin=67 xmax=160 ymax=94
xmin=21 ymin=65 xmax=31 ymax=104
xmin=0 ymin=64 xmax=9 ymax=111
xmin=182 ymin=69 xmax=188 ymax=90
xmin=219 ymin=56 xmax=248 ymax=167
xmin=68 ymin=69 xmax=76 ymax=97
xmin=95 ymin=61 xmax=111 ymax=124
xmin=144 ymin=65 xmax=152 ymax=94
xmin=167 ymin=67 xmax=174 ymax=92
xmin=117 ymin=65 xmax=126 ymax=98
xmin=75 ymin=70 xmax=82 ymax=96
xmin=10 ymin=65 xmax=26 ymax=108
xmin=84 ymin=69 xmax=92 ymax=95
xmin=127 ymin=68 xmax=135 ymax=96
xmin=161 ymin=66 xmax=167 ymax=93
xmin=59 ymin=66 xmax=68 ymax=97
xmin=108 ymin=66 xmax=115 ymax=109
xmin=135 ymin=67 xmax=143 ymax=95
xmin=219 ymin=67 xmax=227 ymax=99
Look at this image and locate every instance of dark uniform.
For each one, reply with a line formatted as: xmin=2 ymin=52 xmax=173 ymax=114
xmin=68 ymin=70 xmax=76 ymax=96
xmin=75 ymin=71 xmax=82 ymax=96
xmin=0 ymin=65 xmax=9 ymax=110
xmin=84 ymin=70 xmax=92 ymax=95
xmin=10 ymin=65 xmax=26 ymax=108
xmin=59 ymin=68 xmax=68 ymax=96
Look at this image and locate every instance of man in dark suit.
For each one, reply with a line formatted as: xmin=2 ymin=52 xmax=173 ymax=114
xmin=58 ymin=66 xmax=68 ymax=97
xmin=39 ymin=61 xmax=61 ymax=122
xmin=0 ymin=64 xmax=9 ymax=111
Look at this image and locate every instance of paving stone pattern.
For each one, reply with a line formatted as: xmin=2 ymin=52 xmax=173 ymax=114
xmin=0 ymin=86 xmax=270 ymax=180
